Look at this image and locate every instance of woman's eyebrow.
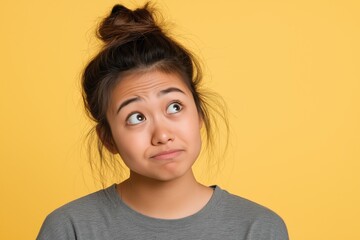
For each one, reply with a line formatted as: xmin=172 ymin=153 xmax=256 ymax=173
xmin=158 ymin=87 xmax=185 ymax=96
xmin=116 ymin=97 xmax=141 ymax=114
xmin=116 ymin=87 xmax=185 ymax=114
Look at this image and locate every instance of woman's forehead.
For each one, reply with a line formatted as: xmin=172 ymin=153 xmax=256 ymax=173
xmin=112 ymin=70 xmax=191 ymax=98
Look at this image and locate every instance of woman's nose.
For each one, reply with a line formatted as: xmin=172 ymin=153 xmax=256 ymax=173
xmin=151 ymin=119 xmax=174 ymax=145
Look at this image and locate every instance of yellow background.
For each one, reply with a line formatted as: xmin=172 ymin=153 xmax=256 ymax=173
xmin=1 ymin=0 xmax=359 ymax=239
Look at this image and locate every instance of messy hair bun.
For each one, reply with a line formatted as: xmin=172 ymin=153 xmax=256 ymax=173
xmin=98 ymin=3 xmax=160 ymax=45
xmin=82 ymin=2 xmax=228 ymax=186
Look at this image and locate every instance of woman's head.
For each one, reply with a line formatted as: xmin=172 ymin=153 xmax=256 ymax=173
xmin=82 ymin=3 xmax=227 ymax=184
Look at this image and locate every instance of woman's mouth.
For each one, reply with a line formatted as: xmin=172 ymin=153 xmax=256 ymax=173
xmin=150 ymin=149 xmax=183 ymax=160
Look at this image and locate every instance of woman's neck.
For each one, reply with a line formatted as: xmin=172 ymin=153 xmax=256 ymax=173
xmin=117 ymin=170 xmax=213 ymax=219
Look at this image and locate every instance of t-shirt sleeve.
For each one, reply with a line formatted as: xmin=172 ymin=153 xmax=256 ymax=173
xmin=246 ymin=212 xmax=289 ymax=240
xmin=36 ymin=211 xmax=76 ymax=240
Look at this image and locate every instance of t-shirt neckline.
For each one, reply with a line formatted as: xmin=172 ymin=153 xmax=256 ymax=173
xmin=105 ymin=184 xmax=223 ymax=229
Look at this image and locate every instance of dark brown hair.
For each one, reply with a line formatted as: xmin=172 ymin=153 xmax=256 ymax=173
xmin=82 ymin=3 xmax=228 ymax=186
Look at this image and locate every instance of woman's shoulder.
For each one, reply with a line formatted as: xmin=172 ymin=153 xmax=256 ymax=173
xmin=217 ymin=186 xmax=281 ymax=217
xmin=37 ymin=185 xmax=118 ymax=239
xmin=214 ymin=186 xmax=288 ymax=239
xmin=47 ymin=184 xmax=117 ymax=218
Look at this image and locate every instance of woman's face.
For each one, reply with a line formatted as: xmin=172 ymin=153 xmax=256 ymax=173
xmin=106 ymin=70 xmax=202 ymax=182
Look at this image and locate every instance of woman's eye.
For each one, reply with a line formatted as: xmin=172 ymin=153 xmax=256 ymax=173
xmin=127 ymin=113 xmax=146 ymax=125
xmin=166 ymin=102 xmax=183 ymax=114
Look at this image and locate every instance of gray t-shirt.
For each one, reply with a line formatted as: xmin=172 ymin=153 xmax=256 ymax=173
xmin=37 ymin=185 xmax=288 ymax=240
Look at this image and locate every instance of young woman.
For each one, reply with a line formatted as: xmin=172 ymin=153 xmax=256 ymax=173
xmin=37 ymin=3 xmax=288 ymax=240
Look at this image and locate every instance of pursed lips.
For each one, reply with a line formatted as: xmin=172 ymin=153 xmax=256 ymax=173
xmin=150 ymin=149 xmax=184 ymax=160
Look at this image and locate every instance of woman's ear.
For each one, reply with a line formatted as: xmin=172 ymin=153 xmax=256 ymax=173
xmin=96 ymin=124 xmax=118 ymax=154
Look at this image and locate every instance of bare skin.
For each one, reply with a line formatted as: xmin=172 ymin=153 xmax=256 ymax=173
xmin=117 ymin=170 xmax=213 ymax=219
xmin=106 ymin=70 xmax=214 ymax=219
